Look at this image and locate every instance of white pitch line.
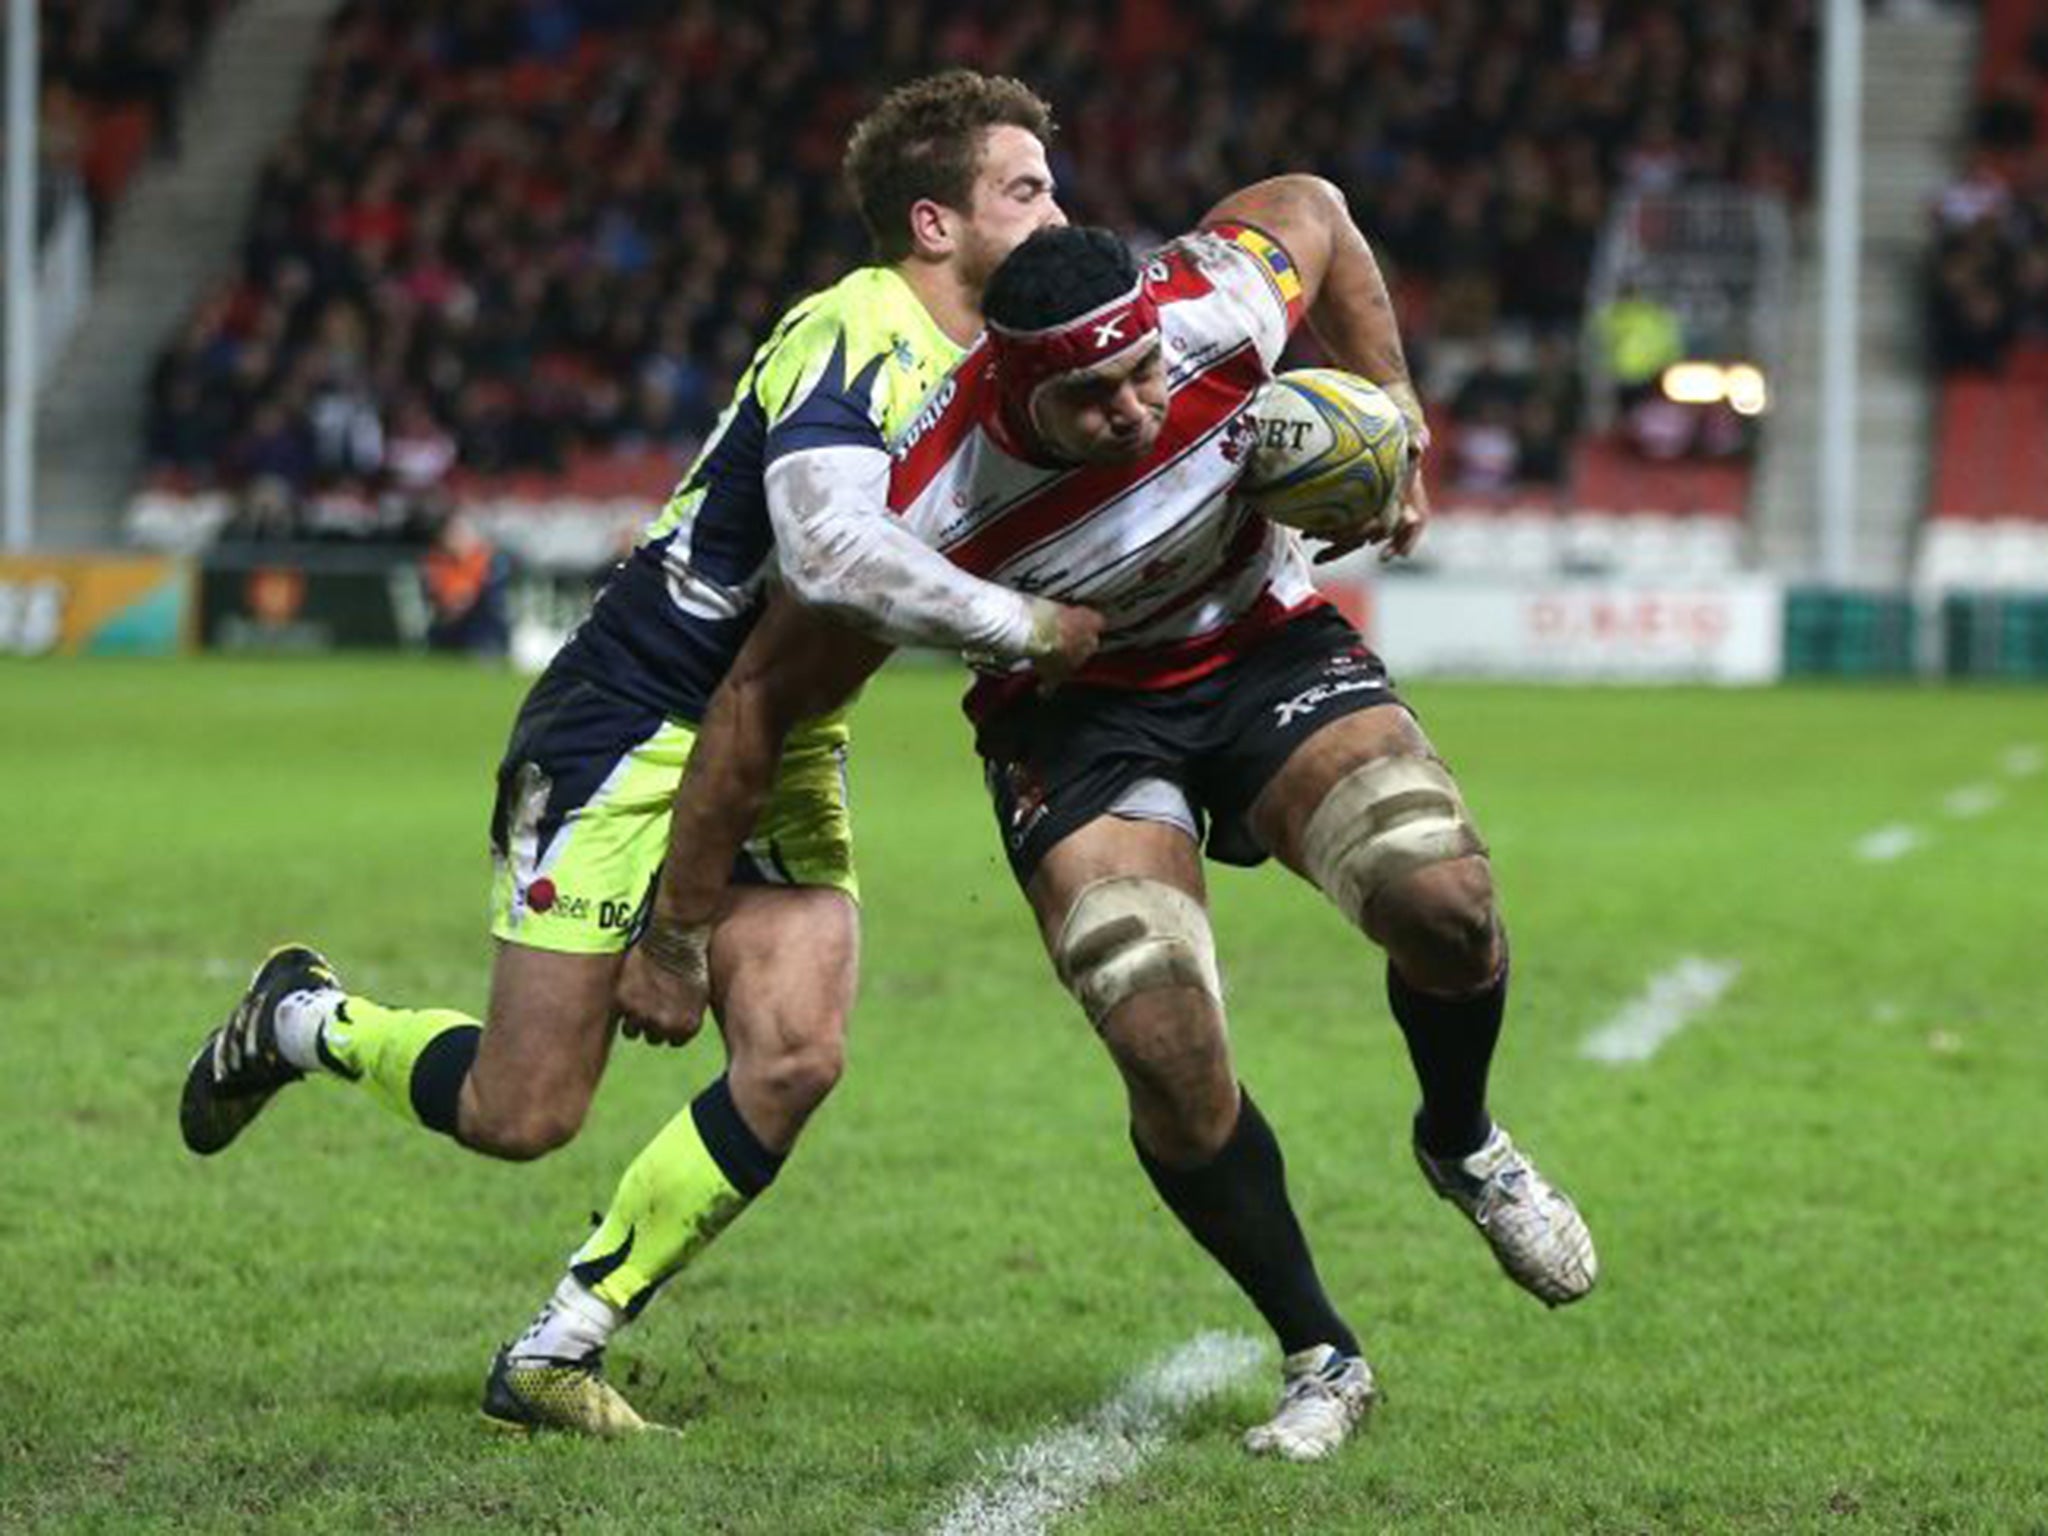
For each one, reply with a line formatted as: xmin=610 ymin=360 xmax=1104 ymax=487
xmin=2001 ymin=744 xmax=2044 ymax=778
xmin=1854 ymin=823 xmax=1926 ymax=862
xmin=1940 ymin=783 xmax=2002 ymax=818
xmin=1580 ymin=957 xmax=1742 ymax=1065
xmin=926 ymin=1332 xmax=1263 ymax=1536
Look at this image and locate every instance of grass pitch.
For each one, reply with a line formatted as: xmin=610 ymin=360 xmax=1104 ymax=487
xmin=2 ymin=656 xmax=2044 ymax=1533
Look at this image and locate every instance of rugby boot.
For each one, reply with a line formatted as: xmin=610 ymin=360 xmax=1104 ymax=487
xmin=481 ymin=1346 xmax=668 ymax=1437
xmin=1416 ymin=1123 xmax=1598 ymax=1306
xmin=179 ymin=944 xmax=340 ymax=1155
xmin=1242 ymin=1344 xmax=1377 ymax=1461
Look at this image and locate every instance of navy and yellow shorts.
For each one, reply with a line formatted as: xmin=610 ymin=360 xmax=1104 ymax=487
xmin=487 ymin=670 xmax=855 ymax=955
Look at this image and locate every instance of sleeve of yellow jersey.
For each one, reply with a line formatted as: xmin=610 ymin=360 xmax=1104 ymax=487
xmin=753 ymin=304 xmax=1047 ymax=661
xmin=756 ymin=306 xmax=891 ymax=465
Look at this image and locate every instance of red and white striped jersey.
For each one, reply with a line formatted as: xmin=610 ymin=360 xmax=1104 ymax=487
xmin=887 ymin=223 xmax=1329 ymax=718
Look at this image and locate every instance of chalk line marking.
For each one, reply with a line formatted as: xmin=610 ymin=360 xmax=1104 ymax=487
xmin=1854 ymin=824 xmax=1926 ymax=862
xmin=2000 ymin=745 xmax=2043 ymax=778
xmin=1940 ymin=783 xmax=2002 ymax=818
xmin=926 ymin=1332 xmax=1263 ymax=1536
xmin=1580 ymin=958 xmax=1743 ymax=1065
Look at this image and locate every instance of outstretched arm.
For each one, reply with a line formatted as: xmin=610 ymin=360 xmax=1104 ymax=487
xmin=615 ymin=595 xmax=893 ymax=1046
xmin=765 ymin=444 xmax=1101 ymax=661
xmin=1202 ymin=175 xmax=1433 ymax=559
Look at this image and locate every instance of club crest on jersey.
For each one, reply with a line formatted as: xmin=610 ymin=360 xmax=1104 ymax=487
xmin=1220 ymin=410 xmax=1261 ymax=465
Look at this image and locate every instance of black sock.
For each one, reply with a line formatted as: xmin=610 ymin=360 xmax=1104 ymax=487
xmin=1387 ymin=959 xmax=1505 ymax=1160
xmin=690 ymin=1072 xmax=786 ymax=1197
xmin=1133 ymin=1089 xmax=1359 ymax=1359
xmin=408 ymin=1023 xmax=482 ymax=1138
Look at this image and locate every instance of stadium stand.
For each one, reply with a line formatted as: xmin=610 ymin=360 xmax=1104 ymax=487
xmin=1922 ymin=0 xmax=2048 ymax=592
xmin=131 ymin=0 xmax=1815 ymax=574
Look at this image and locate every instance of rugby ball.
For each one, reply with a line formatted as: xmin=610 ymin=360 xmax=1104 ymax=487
xmin=1238 ymin=369 xmax=1411 ymax=540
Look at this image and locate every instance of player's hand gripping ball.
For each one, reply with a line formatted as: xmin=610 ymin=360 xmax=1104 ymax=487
xmin=1238 ymin=369 xmax=1412 ymax=542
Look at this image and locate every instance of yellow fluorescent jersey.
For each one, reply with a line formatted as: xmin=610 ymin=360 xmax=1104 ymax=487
xmin=550 ymin=267 xmax=967 ymax=722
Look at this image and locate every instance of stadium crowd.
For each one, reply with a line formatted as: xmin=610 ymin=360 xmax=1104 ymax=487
xmin=141 ymin=0 xmax=1815 ymax=515
xmin=31 ymin=0 xmax=227 ymax=234
xmin=1928 ymin=23 xmax=2048 ymax=376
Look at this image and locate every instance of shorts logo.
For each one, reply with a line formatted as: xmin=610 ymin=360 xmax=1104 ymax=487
xmin=598 ymin=900 xmax=638 ymax=931
xmin=1272 ymin=675 xmax=1385 ymax=726
xmin=523 ymin=878 xmax=592 ymax=921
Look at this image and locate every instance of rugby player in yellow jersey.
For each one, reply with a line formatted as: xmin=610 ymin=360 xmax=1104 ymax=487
xmin=176 ymin=70 xmax=1100 ymax=1436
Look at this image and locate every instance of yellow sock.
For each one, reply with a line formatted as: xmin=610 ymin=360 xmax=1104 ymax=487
xmin=322 ymin=997 xmax=482 ymax=1135
xmin=570 ymin=1075 xmax=783 ymax=1316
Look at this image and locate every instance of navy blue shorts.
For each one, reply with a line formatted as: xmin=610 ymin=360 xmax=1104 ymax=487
xmin=976 ymin=606 xmax=1409 ymax=884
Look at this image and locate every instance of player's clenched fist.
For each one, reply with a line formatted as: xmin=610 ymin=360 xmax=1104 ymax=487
xmin=615 ymin=917 xmax=713 ymax=1046
xmin=1379 ymin=380 xmax=1432 ymax=562
xmin=1027 ymin=599 xmax=1106 ymax=691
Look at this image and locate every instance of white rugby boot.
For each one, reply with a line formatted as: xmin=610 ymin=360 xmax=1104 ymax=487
xmin=1416 ymin=1123 xmax=1597 ymax=1306
xmin=1242 ymin=1344 xmax=1376 ymax=1461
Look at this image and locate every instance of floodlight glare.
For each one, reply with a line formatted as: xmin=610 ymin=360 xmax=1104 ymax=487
xmin=1725 ymin=363 xmax=1768 ymax=416
xmin=1660 ymin=361 xmax=1726 ymax=404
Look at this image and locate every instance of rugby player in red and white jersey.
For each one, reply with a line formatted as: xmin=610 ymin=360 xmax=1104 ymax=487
xmin=630 ymin=176 xmax=1597 ymax=1460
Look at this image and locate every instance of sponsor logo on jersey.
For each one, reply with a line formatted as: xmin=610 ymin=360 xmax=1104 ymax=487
xmin=892 ymin=378 xmax=958 ymax=461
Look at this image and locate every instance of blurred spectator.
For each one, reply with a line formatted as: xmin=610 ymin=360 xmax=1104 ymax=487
xmin=1592 ymin=283 xmax=1685 ymax=409
xmin=34 ymin=0 xmax=227 ymax=235
xmin=1929 ymin=48 xmax=2048 ymax=376
xmin=221 ymin=476 xmax=301 ymax=543
xmin=386 ymin=394 xmax=459 ymax=492
xmin=1451 ymin=399 xmax=1522 ymax=492
xmin=420 ymin=510 xmax=512 ymax=657
xmin=1622 ymin=392 xmax=1751 ymax=463
xmin=1517 ymin=394 xmax=1573 ymax=485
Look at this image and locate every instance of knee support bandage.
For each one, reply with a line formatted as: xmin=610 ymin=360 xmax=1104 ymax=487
xmin=1299 ymin=756 xmax=1486 ymax=928
xmin=1053 ymin=876 xmax=1223 ymax=1027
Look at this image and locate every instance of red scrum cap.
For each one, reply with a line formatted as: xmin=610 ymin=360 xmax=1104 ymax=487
xmin=984 ymin=235 xmax=1160 ymax=456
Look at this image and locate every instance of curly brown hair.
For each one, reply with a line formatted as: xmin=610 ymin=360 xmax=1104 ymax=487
xmin=843 ymin=70 xmax=1056 ymax=263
